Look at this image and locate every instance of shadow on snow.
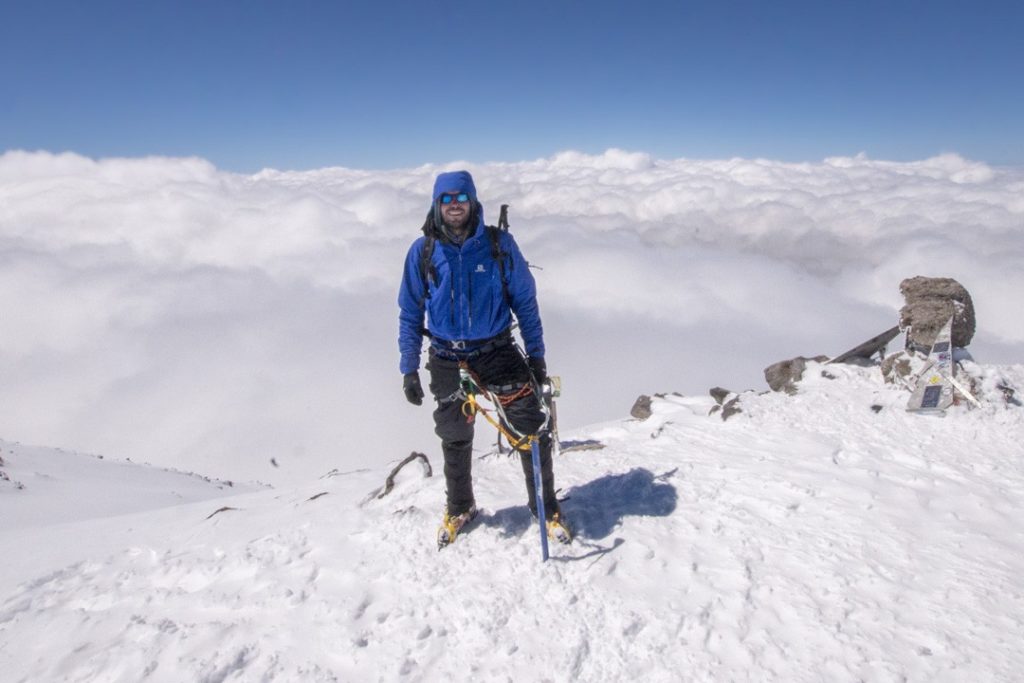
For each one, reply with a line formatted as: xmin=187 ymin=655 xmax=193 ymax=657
xmin=563 ymin=467 xmax=678 ymax=540
xmin=479 ymin=467 xmax=678 ymax=542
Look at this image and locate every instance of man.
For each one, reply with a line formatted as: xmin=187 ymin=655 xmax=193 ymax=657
xmin=397 ymin=170 xmax=570 ymax=547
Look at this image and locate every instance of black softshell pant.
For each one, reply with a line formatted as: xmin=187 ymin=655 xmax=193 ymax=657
xmin=426 ymin=343 xmax=558 ymax=519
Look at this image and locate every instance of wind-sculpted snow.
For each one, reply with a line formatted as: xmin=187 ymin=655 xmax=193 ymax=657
xmin=1 ymin=149 xmax=1022 ymax=482
xmin=1 ymin=364 xmax=1022 ymax=681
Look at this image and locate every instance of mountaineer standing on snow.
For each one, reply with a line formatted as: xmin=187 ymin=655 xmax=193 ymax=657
xmin=397 ymin=170 xmax=570 ymax=547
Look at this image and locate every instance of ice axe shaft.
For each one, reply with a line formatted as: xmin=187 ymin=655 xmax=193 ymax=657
xmin=531 ymin=438 xmax=550 ymax=562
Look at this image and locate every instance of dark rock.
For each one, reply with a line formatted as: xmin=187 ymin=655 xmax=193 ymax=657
xmin=764 ymin=356 xmax=829 ymax=394
xmin=630 ymin=395 xmax=653 ymax=420
xmin=721 ymin=397 xmax=743 ymax=421
xmin=997 ymin=383 xmax=1021 ymax=406
xmin=709 ymin=387 xmax=731 ymax=405
xmin=880 ymin=352 xmax=914 ymax=384
xmin=899 ymin=276 xmax=975 ymax=349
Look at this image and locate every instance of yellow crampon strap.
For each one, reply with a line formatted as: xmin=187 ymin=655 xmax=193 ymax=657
xmin=439 ymin=519 xmax=457 ymax=543
xmin=462 ymin=393 xmax=535 ymax=452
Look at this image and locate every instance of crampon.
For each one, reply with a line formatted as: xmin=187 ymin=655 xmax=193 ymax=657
xmin=437 ymin=505 xmax=479 ymax=550
xmin=546 ymin=512 xmax=573 ymax=545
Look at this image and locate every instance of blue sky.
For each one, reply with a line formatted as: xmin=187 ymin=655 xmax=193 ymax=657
xmin=2 ymin=0 xmax=1022 ymax=171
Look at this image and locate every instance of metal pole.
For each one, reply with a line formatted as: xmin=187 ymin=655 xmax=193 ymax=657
xmin=531 ymin=438 xmax=549 ymax=562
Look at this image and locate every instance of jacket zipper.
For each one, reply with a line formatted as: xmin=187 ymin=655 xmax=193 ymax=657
xmin=458 ymin=250 xmax=468 ymax=337
xmin=449 ymin=274 xmax=455 ymax=329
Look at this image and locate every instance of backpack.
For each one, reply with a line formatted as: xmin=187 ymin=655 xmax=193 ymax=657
xmin=419 ymin=203 xmax=512 ymax=305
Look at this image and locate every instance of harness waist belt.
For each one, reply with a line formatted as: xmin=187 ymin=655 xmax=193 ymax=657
xmin=432 ymin=330 xmax=512 ymax=359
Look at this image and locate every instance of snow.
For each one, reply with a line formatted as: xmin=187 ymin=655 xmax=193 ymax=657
xmin=3 ymin=362 xmax=1023 ymax=681
xmin=0 ymin=442 xmax=252 ymax=528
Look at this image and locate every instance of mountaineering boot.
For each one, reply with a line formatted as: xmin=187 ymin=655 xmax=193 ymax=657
xmin=437 ymin=504 xmax=479 ymax=550
xmin=546 ymin=511 xmax=572 ymax=545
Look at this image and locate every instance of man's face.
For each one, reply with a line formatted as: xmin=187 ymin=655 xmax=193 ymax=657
xmin=440 ymin=192 xmax=471 ymax=230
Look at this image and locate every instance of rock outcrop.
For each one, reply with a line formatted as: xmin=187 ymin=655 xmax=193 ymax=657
xmin=899 ymin=276 xmax=975 ymax=349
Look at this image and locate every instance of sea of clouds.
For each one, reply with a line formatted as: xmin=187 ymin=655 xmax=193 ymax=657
xmin=1 ymin=149 xmax=1021 ymax=484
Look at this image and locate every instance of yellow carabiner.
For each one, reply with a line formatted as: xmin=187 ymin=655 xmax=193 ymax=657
xmin=462 ymin=394 xmax=478 ymax=418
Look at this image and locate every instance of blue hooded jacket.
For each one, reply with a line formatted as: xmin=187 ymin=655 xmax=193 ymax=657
xmin=397 ymin=170 xmax=545 ymax=374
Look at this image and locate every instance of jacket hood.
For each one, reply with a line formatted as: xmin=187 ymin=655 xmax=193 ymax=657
xmin=431 ymin=170 xmax=477 ymax=202
xmin=430 ymin=170 xmax=484 ymax=234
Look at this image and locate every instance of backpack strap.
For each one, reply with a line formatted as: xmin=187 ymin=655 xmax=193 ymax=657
xmin=486 ymin=205 xmax=512 ymax=305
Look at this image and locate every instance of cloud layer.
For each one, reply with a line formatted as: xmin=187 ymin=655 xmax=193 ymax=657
xmin=2 ymin=149 xmax=1021 ymax=483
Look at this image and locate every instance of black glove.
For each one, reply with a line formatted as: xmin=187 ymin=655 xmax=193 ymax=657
xmin=403 ymin=371 xmax=424 ymax=406
xmin=528 ymin=357 xmax=547 ymax=386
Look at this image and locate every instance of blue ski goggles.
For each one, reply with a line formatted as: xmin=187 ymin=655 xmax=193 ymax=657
xmin=439 ymin=192 xmax=471 ymax=204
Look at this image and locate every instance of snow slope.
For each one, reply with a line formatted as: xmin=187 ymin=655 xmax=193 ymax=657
xmin=2 ymin=363 xmax=1023 ymax=682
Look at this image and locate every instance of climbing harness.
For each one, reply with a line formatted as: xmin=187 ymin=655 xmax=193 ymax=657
xmin=457 ymin=362 xmax=547 ymax=452
xmin=454 ymin=352 xmax=557 ymax=561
